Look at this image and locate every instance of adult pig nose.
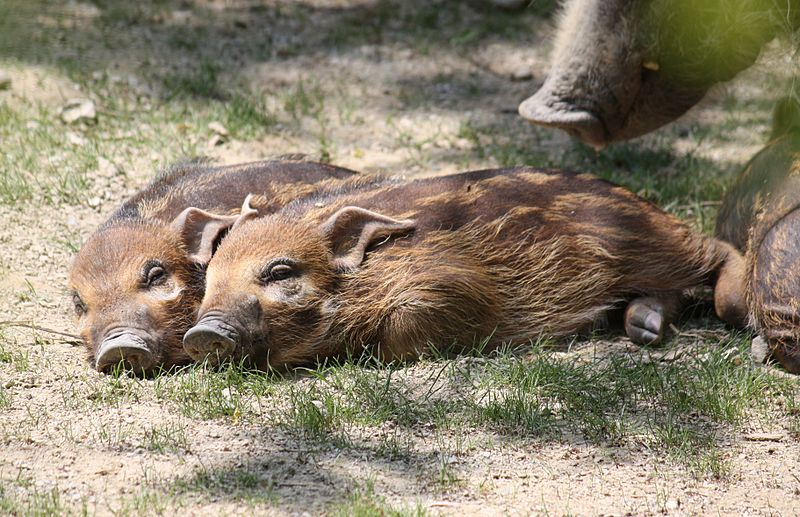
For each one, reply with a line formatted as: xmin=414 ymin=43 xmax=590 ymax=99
xmin=182 ymin=319 xmax=238 ymax=365
xmin=518 ymin=90 xmax=610 ymax=150
xmin=95 ymin=333 xmax=156 ymax=373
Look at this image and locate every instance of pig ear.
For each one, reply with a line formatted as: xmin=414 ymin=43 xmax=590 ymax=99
xmin=230 ymin=194 xmax=259 ymax=232
xmin=319 ymin=206 xmax=416 ymax=271
xmin=171 ymin=195 xmax=259 ymax=264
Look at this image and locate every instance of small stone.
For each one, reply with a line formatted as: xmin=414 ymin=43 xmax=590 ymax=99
xmin=208 ymin=134 xmax=225 ymax=148
xmin=744 ymin=432 xmax=784 ymax=442
xmin=750 ymin=335 xmax=770 ymax=364
xmin=221 ymin=387 xmax=233 ymax=401
xmin=510 ymin=66 xmax=533 ymax=81
xmin=88 ymin=196 xmax=101 ymax=208
xmin=0 ymin=70 xmax=11 ymax=90
xmin=208 ymin=121 xmax=229 ymax=137
xmin=60 ymin=98 xmax=97 ymax=124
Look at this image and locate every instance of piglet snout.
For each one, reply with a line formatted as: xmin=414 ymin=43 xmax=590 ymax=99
xmin=95 ymin=332 xmax=156 ymax=373
xmin=183 ymin=317 xmax=239 ymax=365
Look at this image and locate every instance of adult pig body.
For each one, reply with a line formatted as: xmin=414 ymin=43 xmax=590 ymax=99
xmin=188 ymin=167 xmax=745 ymax=370
xmin=69 ymin=159 xmax=359 ymax=374
xmin=520 ymin=0 xmax=797 ymax=148
xmin=716 ymin=106 xmax=800 ymax=372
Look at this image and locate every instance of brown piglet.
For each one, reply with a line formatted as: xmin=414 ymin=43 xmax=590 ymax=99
xmin=69 ymin=159 xmax=362 ymax=374
xmin=184 ymin=167 xmax=746 ymax=370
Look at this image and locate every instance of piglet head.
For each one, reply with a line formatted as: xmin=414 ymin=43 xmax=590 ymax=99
xmin=69 ymin=204 xmax=243 ymax=375
xmin=184 ymin=206 xmax=416 ymax=370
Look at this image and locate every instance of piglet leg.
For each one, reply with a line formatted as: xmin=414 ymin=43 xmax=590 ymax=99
xmin=713 ymin=242 xmax=748 ymax=329
xmin=624 ymin=294 xmax=682 ymax=345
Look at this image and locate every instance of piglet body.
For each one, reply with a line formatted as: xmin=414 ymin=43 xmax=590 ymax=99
xmin=188 ymin=167 xmax=745 ymax=370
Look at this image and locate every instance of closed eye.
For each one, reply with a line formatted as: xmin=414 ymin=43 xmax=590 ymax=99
xmin=260 ymin=258 xmax=298 ymax=283
xmin=142 ymin=260 xmax=168 ymax=288
xmin=72 ymin=292 xmax=87 ymax=317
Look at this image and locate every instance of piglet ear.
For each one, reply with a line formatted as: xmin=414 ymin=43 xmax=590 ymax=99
xmin=231 ymin=194 xmax=259 ymax=232
xmin=171 ymin=194 xmax=259 ymax=264
xmin=319 ymin=206 xmax=416 ymax=271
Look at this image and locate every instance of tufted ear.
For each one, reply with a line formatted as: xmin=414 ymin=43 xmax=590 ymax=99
xmin=319 ymin=206 xmax=416 ymax=271
xmin=230 ymin=194 xmax=259 ymax=232
xmin=171 ymin=194 xmax=259 ymax=264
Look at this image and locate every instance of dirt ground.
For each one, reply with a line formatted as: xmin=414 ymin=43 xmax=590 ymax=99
xmin=1 ymin=1 xmax=799 ymax=515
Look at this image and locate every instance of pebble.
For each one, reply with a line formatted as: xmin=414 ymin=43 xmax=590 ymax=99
xmin=88 ymin=196 xmax=101 ymax=208
xmin=510 ymin=66 xmax=533 ymax=81
xmin=750 ymin=336 xmax=769 ymax=364
xmin=60 ymin=98 xmax=97 ymax=124
xmin=208 ymin=134 xmax=225 ymax=148
xmin=743 ymin=432 xmax=784 ymax=442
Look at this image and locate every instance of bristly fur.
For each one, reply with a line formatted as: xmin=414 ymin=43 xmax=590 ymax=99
xmin=199 ymin=166 xmax=738 ymax=371
xmin=523 ymin=0 xmax=795 ymax=147
xmin=717 ymin=100 xmax=800 ymax=373
xmin=742 ymin=154 xmax=800 ymax=373
xmin=69 ymin=159 xmax=360 ymax=372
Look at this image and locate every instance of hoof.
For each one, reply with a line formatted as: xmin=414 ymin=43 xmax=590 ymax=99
xmin=625 ymin=297 xmax=669 ymax=345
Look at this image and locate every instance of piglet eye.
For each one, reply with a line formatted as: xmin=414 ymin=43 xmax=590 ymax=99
xmin=72 ymin=293 xmax=87 ymax=317
xmin=142 ymin=260 xmax=167 ymax=287
xmin=263 ymin=261 xmax=295 ymax=282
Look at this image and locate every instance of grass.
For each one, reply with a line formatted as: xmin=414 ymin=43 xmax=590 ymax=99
xmin=168 ymin=462 xmax=278 ymax=507
xmin=142 ymin=420 xmax=190 ymax=454
xmin=0 ymin=99 xmax=94 ymax=205
xmin=328 ymin=479 xmax=427 ymax=517
xmin=87 ymin=367 xmax=143 ymax=407
xmin=163 ymin=61 xmax=223 ymax=100
xmin=141 ymin=335 xmax=799 ymax=480
xmin=0 ymin=484 xmax=68 ymax=517
xmin=152 ymin=360 xmax=258 ymax=420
